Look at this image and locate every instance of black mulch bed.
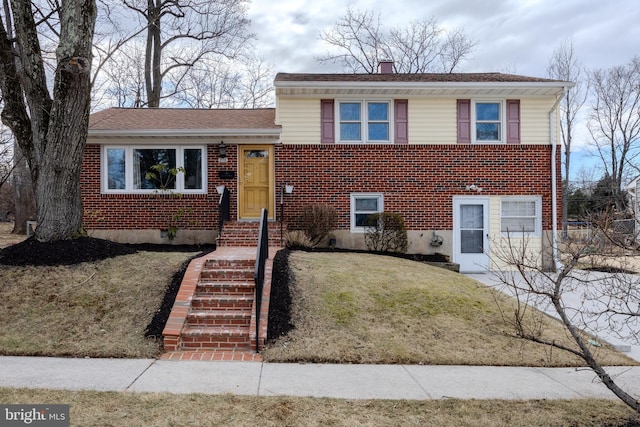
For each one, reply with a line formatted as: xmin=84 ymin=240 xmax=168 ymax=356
xmin=0 ymin=236 xmax=216 ymax=267
xmin=267 ymin=249 xmax=294 ymax=341
xmin=0 ymin=237 xmax=137 ymax=266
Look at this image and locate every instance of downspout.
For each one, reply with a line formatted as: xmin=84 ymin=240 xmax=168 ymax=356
xmin=550 ymin=86 xmax=568 ymax=271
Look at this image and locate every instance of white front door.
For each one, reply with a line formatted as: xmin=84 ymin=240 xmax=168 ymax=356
xmin=453 ymin=198 xmax=490 ymax=273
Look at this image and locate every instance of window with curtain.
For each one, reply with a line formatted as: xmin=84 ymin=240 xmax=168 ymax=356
xmin=501 ymin=198 xmax=541 ymax=235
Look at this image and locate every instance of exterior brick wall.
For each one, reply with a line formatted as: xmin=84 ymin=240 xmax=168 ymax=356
xmin=275 ymin=144 xmax=561 ymax=231
xmin=81 ymin=143 xmax=561 ymax=233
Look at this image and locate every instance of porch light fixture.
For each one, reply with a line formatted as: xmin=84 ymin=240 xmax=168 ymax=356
xmin=218 ymin=141 xmax=227 ymax=158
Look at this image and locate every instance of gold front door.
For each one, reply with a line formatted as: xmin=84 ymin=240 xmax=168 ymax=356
xmin=239 ymin=145 xmax=274 ymax=219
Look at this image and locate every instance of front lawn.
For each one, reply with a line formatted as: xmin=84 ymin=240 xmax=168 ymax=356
xmin=0 ymin=251 xmax=200 ymax=358
xmin=263 ymin=251 xmax=635 ymax=367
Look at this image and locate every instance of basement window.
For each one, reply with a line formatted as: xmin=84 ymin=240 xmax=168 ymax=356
xmin=350 ymin=193 xmax=384 ymax=232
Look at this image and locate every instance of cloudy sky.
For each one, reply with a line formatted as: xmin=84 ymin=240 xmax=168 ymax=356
xmin=247 ymin=0 xmax=638 ymax=179
xmin=247 ymin=0 xmax=637 ymax=76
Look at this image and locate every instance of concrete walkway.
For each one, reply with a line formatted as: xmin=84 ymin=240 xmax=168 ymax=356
xmin=1 ymin=356 xmax=640 ymax=400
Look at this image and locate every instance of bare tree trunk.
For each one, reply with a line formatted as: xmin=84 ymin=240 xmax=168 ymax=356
xmin=144 ymin=0 xmax=162 ymax=107
xmin=11 ymin=142 xmax=35 ymax=234
xmin=0 ymin=0 xmax=96 ymax=242
xmin=34 ymin=42 xmax=94 ymax=241
xmin=34 ymin=98 xmax=88 ymax=241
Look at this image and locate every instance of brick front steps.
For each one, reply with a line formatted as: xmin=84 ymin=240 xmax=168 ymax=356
xmin=217 ymin=221 xmax=285 ymax=247
xmin=162 ymin=246 xmax=278 ymax=361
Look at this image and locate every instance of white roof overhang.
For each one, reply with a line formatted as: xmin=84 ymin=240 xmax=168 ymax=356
xmin=274 ymin=81 xmax=573 ymax=98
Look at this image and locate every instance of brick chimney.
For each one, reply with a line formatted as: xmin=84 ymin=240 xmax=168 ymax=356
xmin=378 ymin=60 xmax=394 ymax=74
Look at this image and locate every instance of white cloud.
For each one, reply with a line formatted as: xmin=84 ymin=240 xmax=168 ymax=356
xmin=248 ymin=0 xmax=638 ymax=75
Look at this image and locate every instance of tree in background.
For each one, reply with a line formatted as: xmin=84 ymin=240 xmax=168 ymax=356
xmin=318 ymin=7 xmax=476 ymax=73
xmin=587 ymin=57 xmax=640 ymax=212
xmin=0 ymin=124 xmax=12 ymax=192
xmin=172 ymin=54 xmax=274 ymax=109
xmin=0 ymin=0 xmax=96 ymax=242
xmin=566 ymin=186 xmax=590 ymax=221
xmin=121 ymin=0 xmax=253 ymax=107
xmin=547 ymin=39 xmax=587 ymax=237
xmin=588 ymin=174 xmax=629 ymax=215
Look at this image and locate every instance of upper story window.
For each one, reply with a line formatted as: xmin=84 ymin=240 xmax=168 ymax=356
xmin=474 ymin=101 xmax=502 ymax=142
xmin=338 ymin=101 xmax=391 ymax=143
xmin=103 ymin=146 xmax=206 ymax=194
xmin=457 ymin=99 xmax=520 ymax=144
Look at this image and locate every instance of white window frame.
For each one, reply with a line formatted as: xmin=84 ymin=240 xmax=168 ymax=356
xmin=500 ymin=196 xmax=542 ymax=237
xmin=350 ymin=193 xmax=384 ymax=232
xmin=102 ymin=145 xmax=207 ymax=194
xmin=472 ymin=100 xmax=505 ymax=144
xmin=336 ymin=100 xmax=392 ymax=143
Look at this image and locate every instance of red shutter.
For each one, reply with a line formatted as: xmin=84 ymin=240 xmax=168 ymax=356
xmin=457 ymin=99 xmax=471 ymax=144
xmin=394 ymin=99 xmax=408 ymax=144
xmin=506 ymin=99 xmax=520 ymax=144
xmin=321 ymin=99 xmax=335 ymax=144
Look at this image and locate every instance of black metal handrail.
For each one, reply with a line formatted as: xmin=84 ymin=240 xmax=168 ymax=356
xmin=254 ymin=208 xmax=269 ymax=352
xmin=218 ymin=186 xmax=230 ymax=239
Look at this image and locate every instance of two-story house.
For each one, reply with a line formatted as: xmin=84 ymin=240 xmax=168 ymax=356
xmin=82 ymin=63 xmax=571 ymax=272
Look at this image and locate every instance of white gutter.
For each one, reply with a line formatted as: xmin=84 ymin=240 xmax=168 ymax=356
xmin=550 ymin=86 xmax=569 ymax=271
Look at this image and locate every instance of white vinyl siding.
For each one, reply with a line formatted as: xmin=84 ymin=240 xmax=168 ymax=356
xmin=520 ymin=98 xmax=555 ymax=145
xmin=409 ymin=98 xmax=456 ymax=144
xmin=275 ymin=96 xmax=555 ymax=145
xmin=487 ymin=196 xmax=544 ymax=270
xmin=276 ymin=98 xmax=321 ymax=144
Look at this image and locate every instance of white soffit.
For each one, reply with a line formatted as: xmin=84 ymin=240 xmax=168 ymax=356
xmin=274 ymin=81 xmax=571 ymax=98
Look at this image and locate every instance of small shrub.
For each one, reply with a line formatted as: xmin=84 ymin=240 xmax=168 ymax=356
xmin=364 ymin=212 xmax=408 ymax=253
xmin=285 ymin=230 xmax=313 ymax=249
xmin=302 ymin=204 xmax=337 ymax=246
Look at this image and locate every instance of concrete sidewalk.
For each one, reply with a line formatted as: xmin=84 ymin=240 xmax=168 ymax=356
xmin=1 ymin=356 xmax=640 ymax=400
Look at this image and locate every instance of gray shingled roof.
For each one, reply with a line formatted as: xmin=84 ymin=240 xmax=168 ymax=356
xmin=89 ymin=108 xmax=278 ymax=131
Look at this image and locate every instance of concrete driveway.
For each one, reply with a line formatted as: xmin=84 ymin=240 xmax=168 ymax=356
xmin=466 ymin=270 xmax=640 ymax=362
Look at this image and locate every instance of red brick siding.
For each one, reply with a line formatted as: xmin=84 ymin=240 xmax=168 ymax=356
xmin=81 ymin=143 xmax=561 ymax=232
xmin=275 ymin=144 xmax=561 ymax=231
